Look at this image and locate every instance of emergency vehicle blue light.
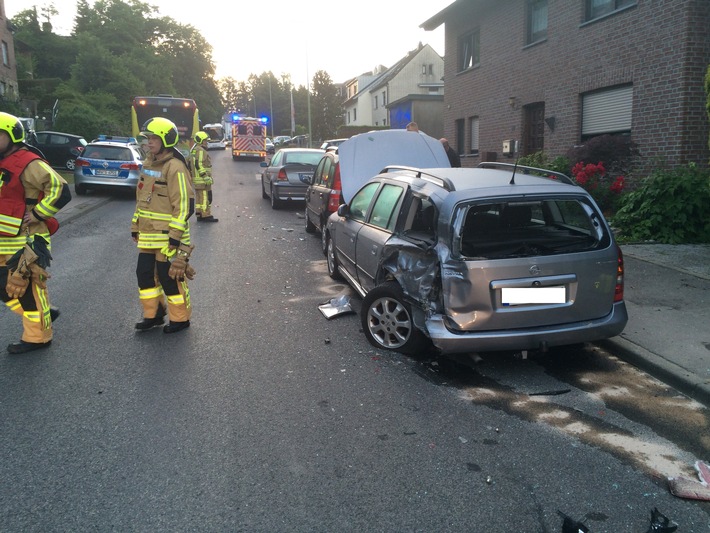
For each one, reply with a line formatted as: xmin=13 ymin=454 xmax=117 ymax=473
xmin=259 ymin=116 xmax=269 ymax=124
xmin=232 ymin=113 xmax=243 ymax=121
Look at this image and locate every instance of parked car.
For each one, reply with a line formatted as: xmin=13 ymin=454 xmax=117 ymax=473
xmin=260 ymin=148 xmax=324 ymax=209
xmin=305 ymin=130 xmax=450 ymax=255
xmin=319 ymin=138 xmax=347 ymax=151
xmin=32 ymin=131 xmax=87 ymax=170
xmin=324 ymin=161 xmax=628 ymax=356
xmin=273 ymin=135 xmax=292 ymax=146
xmin=73 ymin=137 xmax=145 ymax=195
xmin=265 ymin=137 xmax=275 ymax=154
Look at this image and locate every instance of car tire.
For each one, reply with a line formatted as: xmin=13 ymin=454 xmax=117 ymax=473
xmin=326 ymin=233 xmax=342 ymax=280
xmin=261 ymin=177 xmax=269 ymax=199
xmin=270 ymin=185 xmax=280 ymax=209
xmin=66 ymin=159 xmax=76 ymax=171
xmin=320 ymin=225 xmax=328 ymax=256
xmin=75 ymin=183 xmax=88 ymax=196
xmin=361 ymin=282 xmax=426 ymax=355
xmin=305 ymin=207 xmax=316 ymax=234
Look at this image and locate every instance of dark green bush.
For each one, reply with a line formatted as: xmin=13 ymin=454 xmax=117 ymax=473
xmin=611 ymin=164 xmax=710 ymax=243
xmin=517 ymin=151 xmax=571 ymax=176
xmin=566 ymin=134 xmax=640 ymax=176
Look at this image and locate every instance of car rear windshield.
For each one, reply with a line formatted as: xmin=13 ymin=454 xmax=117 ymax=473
xmin=284 ymin=152 xmax=323 ymax=165
xmin=458 ymin=197 xmax=610 ymax=259
xmin=83 ymin=146 xmax=135 ymax=161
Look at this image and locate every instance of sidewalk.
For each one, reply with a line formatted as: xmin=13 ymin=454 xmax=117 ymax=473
xmin=598 ymin=244 xmax=710 ymax=407
xmin=54 ymin=194 xmax=710 ymax=406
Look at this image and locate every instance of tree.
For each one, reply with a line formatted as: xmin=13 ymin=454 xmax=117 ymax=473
xmin=310 ymin=70 xmax=342 ymax=142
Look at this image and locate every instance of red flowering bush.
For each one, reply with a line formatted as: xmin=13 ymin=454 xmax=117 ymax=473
xmin=571 ymin=161 xmax=625 ymax=213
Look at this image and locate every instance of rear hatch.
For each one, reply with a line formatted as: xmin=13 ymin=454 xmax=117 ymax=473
xmin=442 ymin=195 xmax=619 ymax=331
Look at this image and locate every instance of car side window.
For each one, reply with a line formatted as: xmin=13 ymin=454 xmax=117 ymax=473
xmin=313 ymin=158 xmax=326 ymax=186
xmin=349 ymin=182 xmax=380 ymax=222
xmin=51 ymin=135 xmax=69 ymax=146
xmin=270 ymin=152 xmax=282 ymax=166
xmin=322 ymin=159 xmax=333 ymax=188
xmin=369 ymin=184 xmax=404 ymax=231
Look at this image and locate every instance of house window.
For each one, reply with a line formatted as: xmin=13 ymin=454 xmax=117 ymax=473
xmin=429 ymin=64 xmax=434 ymax=75
xmin=374 ymin=95 xmax=378 ymax=109
xmin=585 ymin=0 xmax=635 ymax=21
xmin=459 ymin=29 xmax=480 ymax=72
xmin=382 ymin=91 xmax=386 ymax=106
xmin=455 ymin=118 xmax=465 ymax=156
xmin=347 ymin=111 xmax=351 ymax=124
xmin=581 ymin=85 xmax=633 ymax=140
xmin=1 ymin=41 xmax=9 ymax=67
xmin=354 ymin=108 xmax=357 ymax=121
xmin=469 ymin=116 xmax=480 ymax=155
xmin=527 ymin=0 xmax=547 ymax=44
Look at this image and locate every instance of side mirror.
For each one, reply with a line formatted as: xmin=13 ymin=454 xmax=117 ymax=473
xmin=260 ymin=161 xmax=268 ymax=167
xmin=337 ymin=204 xmax=350 ymax=217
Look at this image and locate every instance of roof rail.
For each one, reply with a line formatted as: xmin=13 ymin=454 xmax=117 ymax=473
xmin=477 ymin=162 xmax=575 ymax=185
xmin=381 ymin=165 xmax=455 ymax=191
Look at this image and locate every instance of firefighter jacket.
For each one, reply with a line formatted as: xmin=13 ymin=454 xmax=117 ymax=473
xmin=190 ymin=144 xmax=212 ymax=189
xmin=0 ymin=146 xmax=70 ymax=256
xmin=132 ymin=148 xmax=194 ymax=249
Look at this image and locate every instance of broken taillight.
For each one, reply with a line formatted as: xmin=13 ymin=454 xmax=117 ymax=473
xmin=614 ymin=246 xmax=624 ymax=302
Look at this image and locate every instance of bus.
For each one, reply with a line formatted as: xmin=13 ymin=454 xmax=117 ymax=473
xmin=202 ymin=123 xmax=226 ymax=150
xmin=131 ymin=95 xmax=199 ymax=154
xmin=231 ymin=114 xmax=268 ymax=161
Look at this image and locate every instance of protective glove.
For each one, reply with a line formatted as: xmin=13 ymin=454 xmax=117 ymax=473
xmin=168 ymin=255 xmax=188 ymax=280
xmin=185 ymin=263 xmax=197 ymax=280
xmin=29 ymin=263 xmax=51 ymax=289
xmin=6 ymin=268 xmax=29 ymax=299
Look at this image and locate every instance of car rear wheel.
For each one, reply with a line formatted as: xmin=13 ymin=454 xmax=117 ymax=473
xmin=305 ymin=207 xmax=316 ymax=233
xmin=326 ymin=234 xmax=341 ymax=280
xmin=261 ymin=177 xmax=268 ymax=199
xmin=270 ymin=185 xmax=280 ymax=209
xmin=361 ymin=282 xmax=426 ymax=355
xmin=66 ymin=159 xmax=76 ymax=170
xmin=320 ymin=225 xmax=328 ymax=256
xmin=74 ymin=183 xmax=88 ymax=196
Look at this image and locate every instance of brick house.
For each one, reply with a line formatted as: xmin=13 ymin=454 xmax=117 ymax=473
xmin=0 ymin=0 xmax=19 ymax=103
xmin=422 ymin=0 xmax=710 ymax=174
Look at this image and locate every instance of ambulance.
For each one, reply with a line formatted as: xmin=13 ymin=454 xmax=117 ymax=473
xmin=231 ymin=115 xmax=268 ymax=161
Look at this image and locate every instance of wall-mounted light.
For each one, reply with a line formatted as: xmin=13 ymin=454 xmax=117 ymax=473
xmin=508 ymin=97 xmax=518 ymax=109
xmin=545 ymin=116 xmax=556 ymax=131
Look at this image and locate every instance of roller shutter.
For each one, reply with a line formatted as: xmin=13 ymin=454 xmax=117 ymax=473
xmin=582 ymin=85 xmax=633 ymax=135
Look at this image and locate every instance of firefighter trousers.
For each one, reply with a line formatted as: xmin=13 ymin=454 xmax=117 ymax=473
xmin=0 ymin=260 xmax=53 ymax=344
xmin=136 ymin=249 xmax=191 ymax=323
xmin=195 ymin=186 xmax=213 ymax=218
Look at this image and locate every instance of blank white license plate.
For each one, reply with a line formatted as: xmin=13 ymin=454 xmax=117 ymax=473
xmin=95 ymin=169 xmax=119 ymax=177
xmin=502 ymin=286 xmax=566 ymax=305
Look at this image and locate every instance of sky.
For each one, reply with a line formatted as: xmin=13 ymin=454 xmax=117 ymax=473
xmin=6 ymin=0 xmax=453 ymax=88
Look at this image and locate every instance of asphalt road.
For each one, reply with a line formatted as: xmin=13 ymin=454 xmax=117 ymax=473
xmin=1 ymin=151 xmax=708 ymax=532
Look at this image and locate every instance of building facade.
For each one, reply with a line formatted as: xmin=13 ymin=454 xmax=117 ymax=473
xmin=0 ymin=0 xmax=19 ymax=103
xmin=423 ymin=0 xmax=710 ymax=173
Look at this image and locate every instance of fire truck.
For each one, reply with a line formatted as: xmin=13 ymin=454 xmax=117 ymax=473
xmin=230 ymin=114 xmax=268 ymax=161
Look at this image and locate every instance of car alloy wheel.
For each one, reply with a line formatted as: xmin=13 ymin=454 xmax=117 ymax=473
xmin=320 ymin=226 xmax=328 ymax=256
xmin=361 ymin=282 xmax=425 ymax=355
xmin=270 ymin=185 xmax=280 ymax=209
xmin=66 ymin=159 xmax=76 ymax=170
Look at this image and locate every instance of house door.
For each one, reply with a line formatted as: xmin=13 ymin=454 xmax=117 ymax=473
xmin=523 ymin=103 xmax=545 ymax=156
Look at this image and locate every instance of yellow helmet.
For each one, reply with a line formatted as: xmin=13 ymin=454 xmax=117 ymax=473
xmin=0 ymin=112 xmax=25 ymax=144
xmin=140 ymin=117 xmax=179 ymax=148
xmin=194 ymin=131 xmax=209 ymax=144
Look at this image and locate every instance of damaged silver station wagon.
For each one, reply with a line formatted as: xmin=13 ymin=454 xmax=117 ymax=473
xmin=324 ymin=162 xmax=628 ymax=356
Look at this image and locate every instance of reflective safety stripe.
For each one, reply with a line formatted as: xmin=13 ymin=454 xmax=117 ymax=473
xmin=167 ymin=293 xmax=185 ymax=305
xmin=0 ymin=232 xmax=51 ymax=256
xmin=137 ymin=209 xmax=172 ymax=221
xmin=36 ymin=286 xmax=51 ymax=329
xmin=23 ymin=310 xmax=41 ymax=323
xmin=5 ymin=299 xmax=21 ymax=312
xmin=169 ymin=218 xmax=187 ymax=231
xmin=0 ymin=214 xmax=22 ymax=236
xmin=139 ymin=286 xmax=164 ymax=300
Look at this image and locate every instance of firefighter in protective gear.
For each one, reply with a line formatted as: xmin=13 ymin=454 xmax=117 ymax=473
xmin=190 ymin=131 xmax=218 ymax=222
xmin=132 ymin=117 xmax=195 ymax=334
xmin=0 ymin=112 xmax=71 ymax=353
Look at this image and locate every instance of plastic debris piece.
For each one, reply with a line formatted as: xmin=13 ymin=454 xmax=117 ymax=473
xmin=530 ymin=388 xmax=571 ymax=396
xmin=645 ymin=507 xmax=678 ymax=532
xmin=667 ymin=460 xmax=710 ymax=501
xmin=557 ymin=511 xmax=590 ymax=533
xmin=318 ymin=294 xmax=354 ymax=319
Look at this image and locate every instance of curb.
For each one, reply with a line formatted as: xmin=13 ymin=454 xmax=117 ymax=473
xmin=56 ymin=196 xmax=114 ymax=226
xmin=597 ymin=337 xmax=710 ymax=407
